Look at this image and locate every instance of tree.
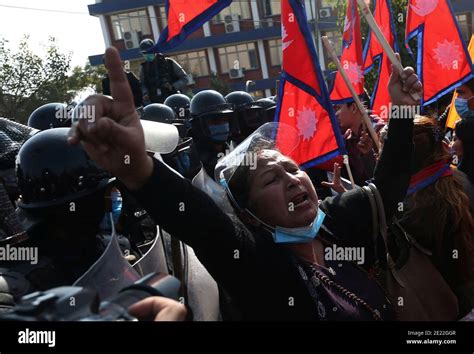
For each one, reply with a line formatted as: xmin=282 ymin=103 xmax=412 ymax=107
xmin=0 ymin=36 xmax=106 ymax=124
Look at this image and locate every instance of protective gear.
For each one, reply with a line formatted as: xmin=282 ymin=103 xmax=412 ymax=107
xmin=225 ymin=91 xmax=258 ymax=110
xmin=164 ymin=94 xmax=191 ymax=120
xmin=190 ymin=90 xmax=233 ymax=141
xmin=209 ymin=123 xmax=230 ymax=142
xmin=16 ymin=128 xmax=113 ymax=209
xmin=142 ymin=103 xmax=177 ymax=123
xmin=273 ymin=209 xmax=326 ymax=244
xmin=454 ymin=97 xmax=474 ymax=119
xmin=27 ymin=103 xmax=71 ymax=131
xmin=256 ymin=98 xmax=277 ymax=123
xmin=139 ymin=38 xmax=155 ymax=53
xmin=162 ymin=137 xmax=203 ymax=180
xmin=190 ymin=90 xmax=233 ymax=118
xmin=144 ymin=54 xmax=155 ymax=62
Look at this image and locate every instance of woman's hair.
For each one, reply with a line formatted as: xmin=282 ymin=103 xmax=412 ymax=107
xmin=404 ymin=116 xmax=474 ymax=286
xmin=455 ymin=118 xmax=474 ymax=183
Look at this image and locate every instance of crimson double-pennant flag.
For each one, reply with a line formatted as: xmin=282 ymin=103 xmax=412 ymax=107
xmin=363 ymin=0 xmax=398 ymax=119
xmin=406 ymin=0 xmax=473 ymax=106
xmin=330 ymin=0 xmax=365 ymax=104
xmin=275 ymin=0 xmax=346 ymax=170
xmin=152 ymin=0 xmax=232 ymax=53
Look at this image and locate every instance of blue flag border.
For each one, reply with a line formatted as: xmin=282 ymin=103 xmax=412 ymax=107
xmin=275 ymin=0 xmax=346 ymax=170
xmin=152 ymin=0 xmax=232 ymax=53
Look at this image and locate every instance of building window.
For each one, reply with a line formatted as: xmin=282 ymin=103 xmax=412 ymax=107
xmin=110 ymin=10 xmax=151 ymax=47
xmin=456 ymin=13 xmax=471 ymax=42
xmin=171 ymin=51 xmax=209 ymax=77
xmin=218 ymin=43 xmax=259 ymax=73
xmin=263 ymin=0 xmax=281 ymax=16
xmin=214 ymin=1 xmax=251 ymax=22
xmin=159 ymin=6 xmax=168 ymax=30
xmin=268 ymin=39 xmax=282 ymax=66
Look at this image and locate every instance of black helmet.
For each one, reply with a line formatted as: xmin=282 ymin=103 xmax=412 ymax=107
xmin=256 ymin=98 xmax=277 ymax=124
xmin=225 ymin=91 xmax=260 ymax=112
xmin=190 ymin=90 xmax=233 ymax=118
xmin=142 ymin=104 xmax=177 ymax=123
xmin=16 ymin=128 xmax=113 ymax=209
xmin=27 ymin=103 xmax=71 ymax=131
xmin=139 ymin=38 xmax=155 ymax=53
xmin=164 ymin=94 xmax=191 ymax=119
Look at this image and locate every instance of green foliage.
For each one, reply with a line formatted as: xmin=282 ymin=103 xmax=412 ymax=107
xmin=0 ymin=36 xmax=105 ymax=124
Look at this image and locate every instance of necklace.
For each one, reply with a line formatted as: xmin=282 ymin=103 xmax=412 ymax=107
xmin=310 ymin=265 xmax=382 ymax=321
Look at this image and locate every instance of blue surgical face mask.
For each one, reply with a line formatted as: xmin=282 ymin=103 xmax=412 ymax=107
xmin=454 ymin=97 xmax=474 ymax=119
xmin=273 ymin=209 xmax=326 ymax=244
xmin=209 ymin=123 xmax=230 ymax=142
xmin=143 ymin=54 xmax=155 ymax=62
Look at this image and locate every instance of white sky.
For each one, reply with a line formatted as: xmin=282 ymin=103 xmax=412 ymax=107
xmin=0 ymin=0 xmax=106 ymax=69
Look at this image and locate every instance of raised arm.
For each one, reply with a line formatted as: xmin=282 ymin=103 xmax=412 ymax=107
xmin=68 ymin=47 xmax=252 ymax=293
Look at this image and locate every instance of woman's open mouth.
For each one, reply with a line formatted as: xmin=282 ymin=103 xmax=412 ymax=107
xmin=290 ymin=192 xmax=310 ymax=208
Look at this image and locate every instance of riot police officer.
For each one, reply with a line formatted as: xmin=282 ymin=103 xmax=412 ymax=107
xmin=189 ymin=90 xmax=234 ymax=178
xmin=139 ymin=39 xmax=188 ymax=104
xmin=225 ymin=91 xmax=266 ymax=144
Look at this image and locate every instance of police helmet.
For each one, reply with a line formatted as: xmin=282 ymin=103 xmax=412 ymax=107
xmin=139 ymin=39 xmax=155 ymax=53
xmin=142 ymin=103 xmax=177 ymax=123
xmin=164 ymin=94 xmax=191 ymax=119
xmin=27 ymin=103 xmax=71 ymax=131
xmin=16 ymin=128 xmax=114 ymax=209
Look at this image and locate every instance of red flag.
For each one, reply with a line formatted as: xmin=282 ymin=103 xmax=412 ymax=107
xmin=153 ymin=0 xmax=232 ymax=53
xmin=406 ymin=0 xmax=473 ymax=106
xmin=275 ymin=0 xmax=346 ymax=169
xmin=363 ymin=0 xmax=398 ymax=119
xmin=330 ymin=0 xmax=365 ymax=104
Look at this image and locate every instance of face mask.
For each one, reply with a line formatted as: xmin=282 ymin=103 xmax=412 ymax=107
xmin=99 ymin=190 xmax=123 ymax=230
xmin=209 ymin=123 xmax=230 ymax=142
xmin=273 ymin=209 xmax=326 ymax=244
xmin=454 ymin=97 xmax=474 ymax=119
xmin=144 ymin=54 xmax=155 ymax=62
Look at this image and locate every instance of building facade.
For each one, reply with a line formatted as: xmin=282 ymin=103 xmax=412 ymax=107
xmin=87 ymin=0 xmax=474 ymax=97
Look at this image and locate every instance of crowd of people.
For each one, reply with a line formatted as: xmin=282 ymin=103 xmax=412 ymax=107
xmin=0 ymin=44 xmax=473 ymax=322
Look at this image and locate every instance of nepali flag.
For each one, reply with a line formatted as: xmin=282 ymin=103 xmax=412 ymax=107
xmin=151 ymin=0 xmax=232 ymax=53
xmin=275 ymin=0 xmax=346 ymax=170
xmin=406 ymin=0 xmax=474 ymax=106
xmin=330 ymin=0 xmax=365 ymax=104
xmin=363 ymin=0 xmax=398 ymax=119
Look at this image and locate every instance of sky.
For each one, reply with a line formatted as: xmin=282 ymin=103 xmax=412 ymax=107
xmin=0 ymin=0 xmax=106 ymax=69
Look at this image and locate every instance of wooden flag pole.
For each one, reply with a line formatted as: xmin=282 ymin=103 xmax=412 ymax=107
xmin=322 ymin=36 xmax=381 ymax=150
xmin=343 ymin=155 xmax=356 ymax=189
xmin=356 ymin=0 xmax=421 ymax=102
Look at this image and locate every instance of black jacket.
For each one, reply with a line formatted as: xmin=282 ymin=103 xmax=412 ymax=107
xmin=132 ymin=115 xmax=414 ymax=320
xmin=102 ymin=72 xmax=142 ymax=108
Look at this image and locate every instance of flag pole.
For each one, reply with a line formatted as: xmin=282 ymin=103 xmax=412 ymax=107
xmin=322 ymin=36 xmax=381 ymax=150
xmin=343 ymin=155 xmax=356 ymax=189
xmin=356 ymin=0 xmax=421 ymax=103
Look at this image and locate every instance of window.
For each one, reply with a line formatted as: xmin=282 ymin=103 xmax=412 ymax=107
xmin=268 ymin=39 xmax=282 ymax=66
xmin=456 ymin=13 xmax=471 ymax=43
xmin=263 ymin=0 xmax=281 ymax=16
xmin=171 ymin=51 xmax=209 ymax=77
xmin=218 ymin=43 xmax=259 ymax=73
xmin=110 ymin=10 xmax=151 ymax=44
xmin=214 ymin=1 xmax=251 ymax=22
xmin=159 ymin=6 xmax=168 ymax=29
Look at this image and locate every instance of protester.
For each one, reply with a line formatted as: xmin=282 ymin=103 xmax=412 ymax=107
xmin=335 ymin=99 xmax=377 ymax=186
xmin=69 ymin=47 xmax=422 ymax=321
xmin=378 ymin=117 xmax=474 ymax=317
xmin=454 ymin=118 xmax=474 ymax=185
